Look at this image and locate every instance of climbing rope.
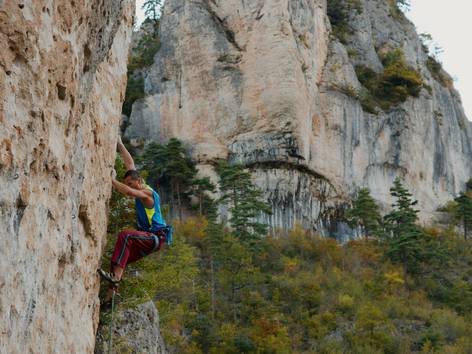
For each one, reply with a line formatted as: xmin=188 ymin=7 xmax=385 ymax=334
xmin=108 ymin=289 xmax=116 ymax=354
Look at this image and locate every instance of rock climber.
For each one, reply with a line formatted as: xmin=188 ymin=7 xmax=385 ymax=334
xmin=98 ymin=136 xmax=170 ymax=306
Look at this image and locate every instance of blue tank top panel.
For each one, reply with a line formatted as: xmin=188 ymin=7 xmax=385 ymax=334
xmin=135 ymin=185 xmax=166 ymax=232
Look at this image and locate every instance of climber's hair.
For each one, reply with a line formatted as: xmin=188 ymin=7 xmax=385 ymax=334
xmin=123 ymin=169 xmax=141 ymax=181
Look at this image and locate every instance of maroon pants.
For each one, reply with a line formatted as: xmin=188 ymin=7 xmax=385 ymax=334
xmin=111 ymin=230 xmax=162 ymax=269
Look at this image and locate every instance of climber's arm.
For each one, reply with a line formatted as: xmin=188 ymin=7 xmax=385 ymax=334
xmin=117 ymin=135 xmax=135 ymax=171
xmin=112 ymin=179 xmax=153 ymax=206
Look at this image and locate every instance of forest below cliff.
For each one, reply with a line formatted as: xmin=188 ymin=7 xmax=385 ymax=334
xmin=97 ymin=1 xmax=472 ymax=353
xmin=99 ymin=139 xmax=472 ymax=354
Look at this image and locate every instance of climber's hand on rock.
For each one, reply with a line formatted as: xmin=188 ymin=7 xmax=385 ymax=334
xmin=117 ymin=135 xmax=123 ymax=146
xmin=111 ymin=169 xmax=117 ymax=180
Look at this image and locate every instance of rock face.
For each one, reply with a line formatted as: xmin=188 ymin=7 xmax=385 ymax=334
xmin=0 ymin=1 xmax=133 ymax=353
xmin=95 ymin=301 xmax=167 ymax=354
xmin=126 ymin=0 xmax=472 ymax=232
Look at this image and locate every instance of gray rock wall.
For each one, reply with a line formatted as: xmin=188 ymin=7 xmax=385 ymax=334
xmin=95 ymin=301 xmax=167 ymax=354
xmin=126 ymin=0 xmax=472 ymax=231
xmin=0 ymin=1 xmax=133 ymax=352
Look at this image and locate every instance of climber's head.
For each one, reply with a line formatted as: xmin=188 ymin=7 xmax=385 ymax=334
xmin=123 ymin=169 xmax=143 ymax=189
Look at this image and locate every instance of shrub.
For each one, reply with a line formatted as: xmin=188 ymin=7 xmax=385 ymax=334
xmin=419 ymin=32 xmax=452 ymax=88
xmin=354 ymin=49 xmax=424 ymax=112
xmin=426 ymin=56 xmax=452 ymax=87
xmin=129 ymin=32 xmax=161 ymax=72
xmin=330 ymin=83 xmax=360 ymax=100
xmin=355 ymin=65 xmax=377 ymax=90
xmin=347 ymin=47 xmax=358 ymax=58
xmin=358 ymin=89 xmax=378 ymax=114
xmin=388 ymin=0 xmax=410 ymax=19
xmin=327 ymin=0 xmax=362 ymax=43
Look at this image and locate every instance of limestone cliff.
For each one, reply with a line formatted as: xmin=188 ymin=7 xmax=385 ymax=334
xmin=125 ymin=0 xmax=472 ymax=234
xmin=95 ymin=301 xmax=167 ymax=354
xmin=0 ymin=0 xmax=133 ymax=352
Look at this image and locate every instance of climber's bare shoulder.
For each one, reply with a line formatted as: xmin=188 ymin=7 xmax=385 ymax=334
xmin=142 ymin=189 xmax=153 ymax=197
xmin=138 ymin=188 xmax=154 ymax=208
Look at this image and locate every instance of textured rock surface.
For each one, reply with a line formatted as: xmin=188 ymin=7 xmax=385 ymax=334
xmin=95 ymin=301 xmax=167 ymax=354
xmin=126 ymin=0 xmax=472 ymax=231
xmin=0 ymin=1 xmax=133 ymax=352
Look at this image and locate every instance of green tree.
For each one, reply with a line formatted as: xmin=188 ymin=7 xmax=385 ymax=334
xmin=218 ymin=234 xmax=259 ymax=322
xmin=200 ymin=201 xmax=227 ymax=320
xmin=191 ymin=177 xmax=217 ymax=217
xmin=139 ymin=141 xmax=166 ymax=182
xmin=139 ymin=138 xmax=197 ymax=220
xmin=326 ymin=0 xmax=362 ymax=43
xmin=466 ymin=178 xmax=472 ymax=191
xmin=165 ymin=139 xmax=198 ymax=220
xmin=383 ymin=177 xmax=425 ymax=274
xmin=348 ymin=304 xmax=394 ymax=352
xmin=215 ymin=160 xmax=272 ymax=243
xmin=454 ymin=192 xmax=472 ymax=240
xmin=355 ymin=49 xmax=424 ymax=112
xmin=346 ymin=188 xmax=382 ymax=239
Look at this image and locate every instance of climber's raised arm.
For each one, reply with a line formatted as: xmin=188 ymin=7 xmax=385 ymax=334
xmin=111 ymin=178 xmax=154 ymax=207
xmin=117 ymin=135 xmax=135 ymax=171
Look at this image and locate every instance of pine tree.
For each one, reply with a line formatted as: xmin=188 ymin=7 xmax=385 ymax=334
xmin=383 ymin=177 xmax=424 ymax=275
xmin=139 ymin=141 xmax=168 ymax=185
xmin=139 ymin=139 xmax=197 ymax=220
xmin=205 ymin=217 xmax=224 ymax=319
xmin=165 ymin=139 xmax=198 ymax=220
xmin=215 ymin=160 xmax=272 ymax=243
xmin=454 ymin=192 xmax=472 ymax=240
xmin=346 ymin=188 xmax=382 ymax=239
xmin=466 ymin=178 xmax=472 ymax=191
xmin=191 ymin=177 xmax=217 ymax=217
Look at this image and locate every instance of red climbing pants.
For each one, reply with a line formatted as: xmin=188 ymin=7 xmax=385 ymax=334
xmin=110 ymin=230 xmax=162 ymax=269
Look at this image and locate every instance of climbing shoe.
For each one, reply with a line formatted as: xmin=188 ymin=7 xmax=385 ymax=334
xmin=97 ymin=269 xmax=120 ymax=285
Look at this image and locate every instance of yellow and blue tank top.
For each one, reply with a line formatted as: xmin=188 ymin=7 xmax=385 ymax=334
xmin=135 ymin=185 xmax=166 ymax=233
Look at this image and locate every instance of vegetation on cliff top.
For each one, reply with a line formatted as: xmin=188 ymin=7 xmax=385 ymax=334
xmin=327 ymin=0 xmax=410 ymax=43
xmin=419 ymin=32 xmax=453 ymax=88
xmin=335 ymin=49 xmax=425 ymax=114
xmin=355 ymin=49 xmax=424 ymax=113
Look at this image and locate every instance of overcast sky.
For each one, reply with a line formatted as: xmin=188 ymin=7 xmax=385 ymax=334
xmin=134 ymin=0 xmax=471 ymax=119
xmin=407 ymin=0 xmax=472 ymax=120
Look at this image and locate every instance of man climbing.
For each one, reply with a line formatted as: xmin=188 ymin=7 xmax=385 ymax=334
xmin=98 ymin=136 xmax=169 ymax=306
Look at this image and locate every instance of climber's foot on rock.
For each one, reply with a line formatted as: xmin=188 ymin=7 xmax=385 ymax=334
xmin=97 ymin=268 xmax=120 ymax=285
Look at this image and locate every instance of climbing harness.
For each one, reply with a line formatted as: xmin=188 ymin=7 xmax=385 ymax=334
xmin=155 ymin=225 xmax=174 ymax=246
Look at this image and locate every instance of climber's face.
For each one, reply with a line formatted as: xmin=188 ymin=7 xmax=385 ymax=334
xmin=124 ymin=176 xmax=142 ymax=190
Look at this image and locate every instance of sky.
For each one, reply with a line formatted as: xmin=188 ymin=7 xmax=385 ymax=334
xmin=134 ymin=0 xmax=472 ymax=119
xmin=407 ymin=0 xmax=472 ymax=120
xmin=135 ymin=0 xmax=146 ymax=28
